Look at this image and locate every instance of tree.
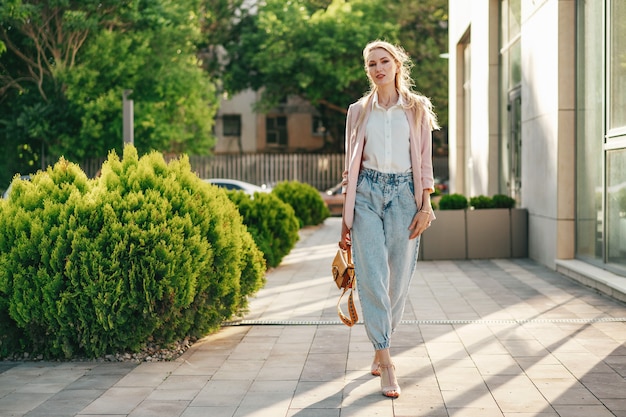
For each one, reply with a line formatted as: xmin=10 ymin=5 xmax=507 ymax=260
xmin=391 ymin=0 xmax=448 ymax=132
xmin=0 ymin=0 xmax=218 ymax=188
xmin=213 ymin=0 xmax=448 ymax=152
xmin=220 ymin=0 xmax=399 ymax=151
xmin=196 ymin=0 xmax=255 ymax=79
xmin=0 ymin=0 xmax=137 ymax=100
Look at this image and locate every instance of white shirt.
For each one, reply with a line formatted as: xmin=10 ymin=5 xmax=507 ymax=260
xmin=362 ymin=93 xmax=412 ymax=174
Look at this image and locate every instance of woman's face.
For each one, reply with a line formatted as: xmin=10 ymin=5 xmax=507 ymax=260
xmin=366 ymin=48 xmax=398 ymax=89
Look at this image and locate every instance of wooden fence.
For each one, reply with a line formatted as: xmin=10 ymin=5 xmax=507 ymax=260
xmin=82 ymin=153 xmax=448 ymax=192
xmin=189 ymin=153 xmax=345 ymax=191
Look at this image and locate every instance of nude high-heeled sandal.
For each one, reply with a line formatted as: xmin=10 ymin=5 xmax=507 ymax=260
xmin=379 ymin=363 xmax=401 ymax=398
xmin=371 ymin=360 xmax=381 ymax=376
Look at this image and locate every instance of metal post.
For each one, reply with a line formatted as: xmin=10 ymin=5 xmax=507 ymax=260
xmin=123 ymin=89 xmax=134 ymax=145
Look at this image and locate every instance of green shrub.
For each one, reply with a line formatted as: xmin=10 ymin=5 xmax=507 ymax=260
xmin=271 ymin=181 xmax=330 ymax=227
xmin=438 ymin=193 xmax=468 ymax=210
xmin=492 ymin=194 xmax=516 ymax=208
xmin=227 ymin=191 xmax=300 ymax=269
xmin=0 ymin=147 xmax=266 ymax=359
xmin=469 ymin=195 xmax=495 ymax=209
xmin=0 ymin=160 xmax=92 ymax=357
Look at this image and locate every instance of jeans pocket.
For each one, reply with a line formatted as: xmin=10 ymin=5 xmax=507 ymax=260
xmin=401 ymin=180 xmax=415 ymax=199
xmin=356 ymin=171 xmax=367 ymax=189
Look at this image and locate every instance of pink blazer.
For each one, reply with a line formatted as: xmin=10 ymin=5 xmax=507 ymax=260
xmin=341 ymin=93 xmax=436 ymax=229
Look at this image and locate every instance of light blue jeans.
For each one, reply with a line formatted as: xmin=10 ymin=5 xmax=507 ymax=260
xmin=351 ymin=168 xmax=420 ymax=350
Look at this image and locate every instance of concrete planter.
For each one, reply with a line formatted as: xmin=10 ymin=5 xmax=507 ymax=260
xmin=420 ymin=210 xmax=467 ymax=260
xmin=420 ymin=208 xmax=528 ymax=260
xmin=467 ymin=208 xmax=511 ymax=258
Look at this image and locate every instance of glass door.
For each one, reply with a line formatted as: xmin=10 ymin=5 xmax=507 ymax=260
xmin=507 ymin=87 xmax=522 ymax=206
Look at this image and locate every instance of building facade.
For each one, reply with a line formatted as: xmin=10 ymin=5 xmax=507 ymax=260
xmin=213 ymin=90 xmax=327 ymax=154
xmin=448 ymin=1 xmax=626 ymax=284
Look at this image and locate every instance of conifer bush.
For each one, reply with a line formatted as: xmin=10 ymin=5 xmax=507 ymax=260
xmin=492 ymin=194 xmax=516 ymax=208
xmin=469 ymin=195 xmax=495 ymax=209
xmin=438 ymin=193 xmax=469 ymax=210
xmin=271 ymin=180 xmax=330 ymax=227
xmin=226 ymin=190 xmax=300 ymax=268
xmin=0 ymin=147 xmax=265 ymax=359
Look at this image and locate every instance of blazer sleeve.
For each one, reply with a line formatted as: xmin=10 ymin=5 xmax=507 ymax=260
xmin=419 ymin=109 xmax=435 ymax=193
xmin=342 ymin=103 xmax=358 ymax=193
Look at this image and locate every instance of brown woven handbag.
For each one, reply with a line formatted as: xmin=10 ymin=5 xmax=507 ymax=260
xmin=331 ymin=248 xmax=358 ymax=326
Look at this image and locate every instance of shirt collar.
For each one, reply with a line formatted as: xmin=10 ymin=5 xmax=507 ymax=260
xmin=372 ymin=91 xmax=403 ymax=109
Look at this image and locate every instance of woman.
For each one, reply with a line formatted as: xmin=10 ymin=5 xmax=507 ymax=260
xmin=339 ymin=40 xmax=439 ymax=398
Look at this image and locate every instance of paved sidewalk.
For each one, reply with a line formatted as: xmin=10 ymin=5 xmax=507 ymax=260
xmin=1 ymin=217 xmax=626 ymax=417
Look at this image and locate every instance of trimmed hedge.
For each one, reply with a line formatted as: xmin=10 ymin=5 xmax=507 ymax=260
xmin=271 ymin=181 xmax=330 ymax=227
xmin=439 ymin=193 xmax=517 ymax=210
xmin=492 ymin=194 xmax=516 ymax=208
xmin=225 ymin=190 xmax=300 ymax=269
xmin=0 ymin=147 xmax=265 ymax=359
xmin=469 ymin=195 xmax=495 ymax=209
xmin=438 ymin=193 xmax=469 ymax=210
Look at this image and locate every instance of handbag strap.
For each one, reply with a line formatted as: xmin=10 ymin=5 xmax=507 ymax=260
xmin=345 ymin=247 xmax=355 ymax=288
xmin=337 ymin=285 xmax=358 ymax=327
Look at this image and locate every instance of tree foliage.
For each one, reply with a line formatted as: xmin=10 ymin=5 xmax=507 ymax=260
xmin=0 ymin=0 xmax=219 ymax=189
xmin=390 ymin=0 xmax=448 ymax=128
xmin=221 ymin=0 xmax=399 ymax=149
xmin=217 ymin=0 xmax=447 ymax=151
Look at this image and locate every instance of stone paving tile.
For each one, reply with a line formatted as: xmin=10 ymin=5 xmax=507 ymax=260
xmin=533 ymin=378 xmax=602 ymax=405
xmin=551 ymin=351 xmax=616 ymax=377
xmin=471 ymin=353 xmax=524 ymax=376
xmin=24 ymin=389 xmax=106 ymax=417
xmin=551 ymin=404 xmax=616 ymax=417
xmin=287 ymin=409 xmax=341 ymax=417
xmin=77 ymin=387 xmax=154 ymax=415
xmin=180 ymin=406 xmax=236 ymax=417
xmin=0 ymin=392 xmax=52 ymax=416
xmin=502 ymin=413 xmax=559 ymax=417
xmin=189 ymin=379 xmax=251 ymax=408
xmin=2 ymin=217 xmax=626 ymax=417
xmin=580 ymin=371 xmax=626 ymax=399
xmin=146 ymin=388 xmax=199 ymax=401
xmin=447 ymin=408 xmax=505 ymax=417
xmin=439 ymin=388 xmax=500 ymax=409
xmin=126 ymin=400 xmax=189 ymax=417
xmin=485 ymin=374 xmax=552 ymax=413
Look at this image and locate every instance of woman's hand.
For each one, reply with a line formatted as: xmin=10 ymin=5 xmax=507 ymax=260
xmin=339 ymin=220 xmax=351 ymax=250
xmin=408 ymin=210 xmax=431 ymax=239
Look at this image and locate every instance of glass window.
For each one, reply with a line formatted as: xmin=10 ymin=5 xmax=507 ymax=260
xmin=576 ymin=0 xmax=604 ymax=261
xmin=463 ymin=41 xmax=472 ymax=196
xmin=312 ymin=116 xmax=326 ymax=135
xmin=509 ymin=41 xmax=521 ymax=86
xmin=609 ymin=0 xmax=626 ymax=131
xmin=266 ymin=116 xmax=287 ymax=147
xmin=499 ymin=0 xmax=521 ymax=201
xmin=222 ymin=115 xmax=241 ymax=136
xmin=507 ymin=0 xmax=521 ymax=39
xmin=501 ymin=0 xmax=521 ymax=42
xmin=606 ymin=149 xmax=626 ymax=270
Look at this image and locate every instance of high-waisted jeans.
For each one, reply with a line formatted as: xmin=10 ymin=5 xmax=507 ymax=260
xmin=351 ymin=168 xmax=420 ymax=350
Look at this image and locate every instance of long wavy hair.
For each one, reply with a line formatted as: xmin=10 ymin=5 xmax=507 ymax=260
xmin=360 ymin=40 xmax=440 ymax=131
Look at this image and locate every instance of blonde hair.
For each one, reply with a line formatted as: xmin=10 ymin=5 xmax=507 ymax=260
xmin=361 ymin=40 xmax=440 ymax=130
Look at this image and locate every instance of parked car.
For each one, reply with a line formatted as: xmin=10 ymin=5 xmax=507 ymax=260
xmin=2 ymin=175 xmax=31 ymax=199
xmin=434 ymin=177 xmax=449 ymax=194
xmin=322 ymin=182 xmax=343 ymax=216
xmin=204 ymin=178 xmax=271 ymax=196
